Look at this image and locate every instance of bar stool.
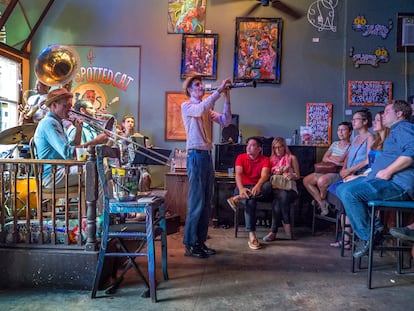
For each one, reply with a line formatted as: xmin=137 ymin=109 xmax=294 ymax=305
xmin=90 ymin=145 xmax=168 ymax=302
xmin=360 ymin=200 xmax=414 ymax=289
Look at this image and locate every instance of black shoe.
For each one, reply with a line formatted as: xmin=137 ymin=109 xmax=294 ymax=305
xmin=353 ymin=239 xmax=370 ymax=258
xmin=198 ymin=243 xmax=216 ymax=256
xmin=185 ymin=245 xmax=209 ymax=258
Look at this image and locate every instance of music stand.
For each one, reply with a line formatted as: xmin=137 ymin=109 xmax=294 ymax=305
xmin=128 ymin=136 xmax=172 ymax=166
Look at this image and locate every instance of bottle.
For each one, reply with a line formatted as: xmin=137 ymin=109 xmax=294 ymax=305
xmin=292 ymin=130 xmax=298 ymax=145
xmin=237 ymin=130 xmax=243 ymax=144
xmin=170 ymin=158 xmax=176 ymax=172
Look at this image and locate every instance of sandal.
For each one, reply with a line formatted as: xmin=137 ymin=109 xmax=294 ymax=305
xmin=248 ymin=239 xmax=262 ymax=250
xmin=329 ymin=240 xmax=351 ymax=250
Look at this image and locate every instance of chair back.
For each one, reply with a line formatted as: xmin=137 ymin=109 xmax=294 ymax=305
xmin=29 ymin=137 xmax=41 ymax=193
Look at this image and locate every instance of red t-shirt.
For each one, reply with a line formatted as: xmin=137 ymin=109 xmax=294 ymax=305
xmin=235 ymin=153 xmax=271 ymax=185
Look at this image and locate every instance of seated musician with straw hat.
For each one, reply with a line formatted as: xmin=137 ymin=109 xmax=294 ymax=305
xmin=33 ymin=88 xmax=109 ymax=188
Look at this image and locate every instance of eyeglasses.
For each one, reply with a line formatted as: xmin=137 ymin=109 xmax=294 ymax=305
xmin=191 ymin=81 xmax=202 ymax=87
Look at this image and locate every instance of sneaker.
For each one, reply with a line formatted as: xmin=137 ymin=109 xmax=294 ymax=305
xmin=389 ymin=227 xmax=414 ymax=242
xmin=353 ymin=239 xmax=370 ymax=258
xmin=248 ymin=239 xmax=262 ymax=250
xmin=262 ymin=232 xmax=276 ymax=242
xmin=227 ymin=196 xmax=238 ymax=212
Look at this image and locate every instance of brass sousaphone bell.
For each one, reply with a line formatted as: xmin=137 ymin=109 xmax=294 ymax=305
xmin=34 ymin=44 xmax=80 ymax=88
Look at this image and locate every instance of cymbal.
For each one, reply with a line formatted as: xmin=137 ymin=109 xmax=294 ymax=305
xmin=0 ymin=124 xmax=37 ymax=145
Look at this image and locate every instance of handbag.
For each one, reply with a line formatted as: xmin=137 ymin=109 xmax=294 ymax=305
xmin=270 ymin=174 xmax=292 ymax=190
xmin=314 ymin=161 xmax=340 ymax=174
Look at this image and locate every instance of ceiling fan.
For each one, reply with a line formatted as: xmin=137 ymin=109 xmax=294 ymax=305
xmin=244 ymin=0 xmax=304 ymax=19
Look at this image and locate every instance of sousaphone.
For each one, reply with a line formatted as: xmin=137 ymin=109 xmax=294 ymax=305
xmin=34 ymin=44 xmax=80 ymax=89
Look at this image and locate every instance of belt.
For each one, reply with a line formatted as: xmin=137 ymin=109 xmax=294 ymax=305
xmin=188 ymin=149 xmax=211 ymax=155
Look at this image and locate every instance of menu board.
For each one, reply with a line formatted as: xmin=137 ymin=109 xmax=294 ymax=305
xmin=348 ymin=80 xmax=392 ymax=106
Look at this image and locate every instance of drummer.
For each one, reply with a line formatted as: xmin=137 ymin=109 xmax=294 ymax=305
xmin=33 ymin=88 xmax=109 ymax=188
xmin=18 ymin=80 xmax=50 ymax=125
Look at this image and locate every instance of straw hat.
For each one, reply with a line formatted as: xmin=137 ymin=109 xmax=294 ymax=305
xmin=44 ymin=88 xmax=73 ymax=107
xmin=183 ymin=74 xmax=202 ymax=97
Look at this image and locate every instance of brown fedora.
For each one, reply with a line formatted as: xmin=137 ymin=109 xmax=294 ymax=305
xmin=183 ymin=74 xmax=202 ymax=97
xmin=44 ymin=88 xmax=73 ymax=107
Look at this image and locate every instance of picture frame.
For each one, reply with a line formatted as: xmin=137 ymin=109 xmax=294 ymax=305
xmin=306 ymin=103 xmax=333 ymax=147
xmin=180 ymin=33 xmax=218 ymax=80
xmin=167 ymin=0 xmax=207 ymax=34
xmin=348 ymin=80 xmax=393 ymax=106
xmin=233 ymin=17 xmax=283 ymax=84
xmin=165 ymin=91 xmax=212 ymax=141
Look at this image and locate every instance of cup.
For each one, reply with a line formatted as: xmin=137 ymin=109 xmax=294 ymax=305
xmin=285 ymin=138 xmax=292 ymax=145
xmin=227 ymin=167 xmax=234 ymax=177
xmin=76 ymin=147 xmax=88 ymax=161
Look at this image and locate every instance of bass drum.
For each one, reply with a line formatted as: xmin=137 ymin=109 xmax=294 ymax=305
xmin=5 ymin=177 xmax=37 ymax=218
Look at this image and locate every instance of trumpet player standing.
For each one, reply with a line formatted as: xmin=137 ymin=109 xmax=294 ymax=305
xmin=33 ymin=88 xmax=109 ymax=188
xmin=18 ymin=79 xmax=50 ymax=125
xmin=181 ymin=75 xmax=232 ymax=258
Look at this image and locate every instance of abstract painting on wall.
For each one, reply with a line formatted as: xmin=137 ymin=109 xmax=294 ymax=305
xmin=168 ymin=0 xmax=207 ymax=34
xmin=306 ymin=102 xmax=332 ymax=146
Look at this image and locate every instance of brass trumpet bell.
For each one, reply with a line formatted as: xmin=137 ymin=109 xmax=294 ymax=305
xmin=35 ymin=44 xmax=80 ymax=87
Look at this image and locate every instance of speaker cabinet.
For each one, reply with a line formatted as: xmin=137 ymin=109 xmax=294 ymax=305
xmin=397 ymin=13 xmax=414 ymax=52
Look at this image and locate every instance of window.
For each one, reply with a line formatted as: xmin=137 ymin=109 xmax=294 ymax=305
xmin=0 ymin=53 xmax=20 ymax=154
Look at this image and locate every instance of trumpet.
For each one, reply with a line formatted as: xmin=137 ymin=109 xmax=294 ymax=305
xmin=204 ymin=80 xmax=257 ymax=91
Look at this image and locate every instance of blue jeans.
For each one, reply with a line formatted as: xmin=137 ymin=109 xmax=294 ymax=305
xmin=236 ymin=181 xmax=272 ymax=232
xmin=336 ymin=177 xmax=409 ymax=241
xmin=271 ymin=189 xmax=297 ymax=233
xmin=183 ymin=150 xmax=214 ymax=246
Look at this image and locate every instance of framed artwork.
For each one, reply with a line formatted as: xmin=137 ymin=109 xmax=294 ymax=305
xmin=180 ymin=33 xmax=218 ymax=80
xmin=306 ymin=103 xmax=333 ymax=147
xmin=165 ymin=92 xmax=212 ymax=141
xmin=348 ymin=80 xmax=393 ymax=106
xmin=233 ymin=17 xmax=283 ymax=84
xmin=167 ymin=0 xmax=207 ymax=34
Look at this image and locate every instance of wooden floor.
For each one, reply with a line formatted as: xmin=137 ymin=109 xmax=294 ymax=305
xmin=0 ymin=225 xmax=413 ymax=311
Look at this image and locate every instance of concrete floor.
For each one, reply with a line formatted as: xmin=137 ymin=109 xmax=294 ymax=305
xmin=0 ymin=225 xmax=413 ymax=311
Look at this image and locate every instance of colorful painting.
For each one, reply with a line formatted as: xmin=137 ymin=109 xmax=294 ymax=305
xmin=168 ymin=0 xmax=206 ymax=34
xmin=306 ymin=103 xmax=332 ymax=147
xmin=348 ymin=80 xmax=393 ymax=106
xmin=233 ymin=17 xmax=283 ymax=84
xmin=180 ymin=33 xmax=218 ymax=79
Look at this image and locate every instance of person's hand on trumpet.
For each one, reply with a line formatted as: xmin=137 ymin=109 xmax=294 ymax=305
xmin=215 ymin=78 xmax=232 ymax=95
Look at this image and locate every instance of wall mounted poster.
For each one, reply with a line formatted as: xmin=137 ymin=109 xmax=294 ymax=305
xmin=69 ymin=45 xmax=141 ymax=127
xmin=348 ymin=80 xmax=392 ymax=106
xmin=306 ymin=103 xmax=332 ymax=147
